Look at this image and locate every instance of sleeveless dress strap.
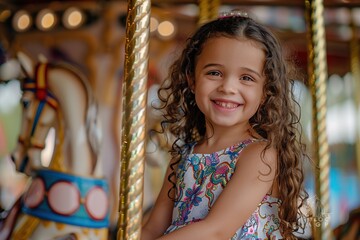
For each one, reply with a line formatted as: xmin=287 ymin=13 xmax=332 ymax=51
xmin=235 ymin=138 xmax=266 ymax=150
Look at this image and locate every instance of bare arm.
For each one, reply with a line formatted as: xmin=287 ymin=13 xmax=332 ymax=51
xmin=141 ymin=160 xmax=176 ymax=240
xmin=156 ymin=142 xmax=277 ymax=240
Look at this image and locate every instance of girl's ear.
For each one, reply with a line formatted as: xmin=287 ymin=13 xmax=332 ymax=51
xmin=261 ymin=96 xmax=266 ymax=105
xmin=260 ymin=89 xmax=267 ymax=105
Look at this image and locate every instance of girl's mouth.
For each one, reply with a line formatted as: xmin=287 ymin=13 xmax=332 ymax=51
xmin=213 ymin=100 xmax=240 ymax=109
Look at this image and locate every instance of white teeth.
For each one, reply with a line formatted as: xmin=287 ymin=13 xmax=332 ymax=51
xmin=215 ymin=101 xmax=239 ymax=109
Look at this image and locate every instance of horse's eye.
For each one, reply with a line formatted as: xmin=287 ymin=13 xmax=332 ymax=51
xmin=22 ymin=99 xmax=30 ymax=109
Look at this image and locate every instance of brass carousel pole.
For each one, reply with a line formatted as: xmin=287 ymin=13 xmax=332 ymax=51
xmin=350 ymin=9 xmax=360 ymax=181
xmin=198 ymin=0 xmax=221 ymax=26
xmin=304 ymin=1 xmax=332 ymax=239
xmin=117 ymin=0 xmax=150 ymax=239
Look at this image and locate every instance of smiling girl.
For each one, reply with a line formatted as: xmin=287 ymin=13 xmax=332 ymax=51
xmin=141 ymin=10 xmax=311 ymax=240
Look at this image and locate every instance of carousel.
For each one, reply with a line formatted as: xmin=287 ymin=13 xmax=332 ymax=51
xmin=0 ymin=0 xmax=359 ymax=239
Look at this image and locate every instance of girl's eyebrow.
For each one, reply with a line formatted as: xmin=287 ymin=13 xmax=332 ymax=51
xmin=203 ymin=63 xmax=262 ymax=78
xmin=203 ymin=63 xmax=222 ymax=69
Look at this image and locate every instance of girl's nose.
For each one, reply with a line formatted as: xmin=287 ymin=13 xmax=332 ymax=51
xmin=218 ymin=78 xmax=237 ymax=94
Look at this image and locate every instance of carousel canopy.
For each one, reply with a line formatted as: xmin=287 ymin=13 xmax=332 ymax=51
xmin=0 ymin=0 xmax=360 ymax=7
xmin=153 ymin=0 xmax=360 ymax=7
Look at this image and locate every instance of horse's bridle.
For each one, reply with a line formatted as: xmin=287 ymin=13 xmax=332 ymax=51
xmin=14 ymin=63 xmax=58 ymax=172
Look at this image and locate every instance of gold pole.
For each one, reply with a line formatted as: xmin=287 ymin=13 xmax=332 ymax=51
xmin=209 ymin=0 xmax=220 ymax=21
xmin=350 ymin=9 xmax=360 ymax=182
xmin=304 ymin=1 xmax=332 ymax=239
xmin=117 ymin=0 xmax=150 ymax=239
xmin=198 ymin=0 xmax=221 ymax=26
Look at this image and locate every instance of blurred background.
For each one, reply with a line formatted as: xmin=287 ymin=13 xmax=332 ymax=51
xmin=0 ymin=0 xmax=359 ymax=237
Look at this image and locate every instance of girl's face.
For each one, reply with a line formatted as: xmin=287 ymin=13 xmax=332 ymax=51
xmin=192 ymin=36 xmax=266 ymax=131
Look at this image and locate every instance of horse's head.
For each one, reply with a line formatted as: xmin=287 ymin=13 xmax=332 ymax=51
xmin=2 ymin=51 xmax=102 ymax=177
xmin=1 ymin=52 xmax=58 ymax=175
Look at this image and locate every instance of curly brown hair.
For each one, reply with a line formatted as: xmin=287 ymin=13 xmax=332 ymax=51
xmin=157 ymin=14 xmax=310 ymax=239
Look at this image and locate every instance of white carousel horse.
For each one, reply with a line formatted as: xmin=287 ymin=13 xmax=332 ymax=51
xmin=0 ymin=52 xmax=109 ymax=240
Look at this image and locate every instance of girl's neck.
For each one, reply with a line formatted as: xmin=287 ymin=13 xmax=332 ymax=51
xmin=194 ymin=124 xmax=255 ymax=154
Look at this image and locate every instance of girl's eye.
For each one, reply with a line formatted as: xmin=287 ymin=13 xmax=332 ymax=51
xmin=240 ymin=75 xmax=254 ymax=82
xmin=206 ymin=71 xmax=222 ymax=77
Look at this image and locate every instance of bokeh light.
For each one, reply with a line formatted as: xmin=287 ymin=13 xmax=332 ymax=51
xmin=12 ymin=10 xmax=32 ymax=32
xmin=63 ymin=7 xmax=84 ymax=29
xmin=36 ymin=9 xmax=57 ymax=31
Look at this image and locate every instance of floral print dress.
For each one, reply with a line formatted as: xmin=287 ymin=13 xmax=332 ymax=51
xmin=164 ymin=139 xmax=283 ymax=239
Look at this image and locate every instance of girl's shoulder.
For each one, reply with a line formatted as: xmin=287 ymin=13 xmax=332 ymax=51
xmin=236 ymin=138 xmax=278 ymax=175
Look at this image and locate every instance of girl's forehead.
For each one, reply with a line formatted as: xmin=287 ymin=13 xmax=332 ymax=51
xmin=198 ymin=37 xmax=265 ymax=64
xmin=203 ymin=35 xmax=264 ymax=49
xmin=195 ymin=36 xmax=266 ymax=63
